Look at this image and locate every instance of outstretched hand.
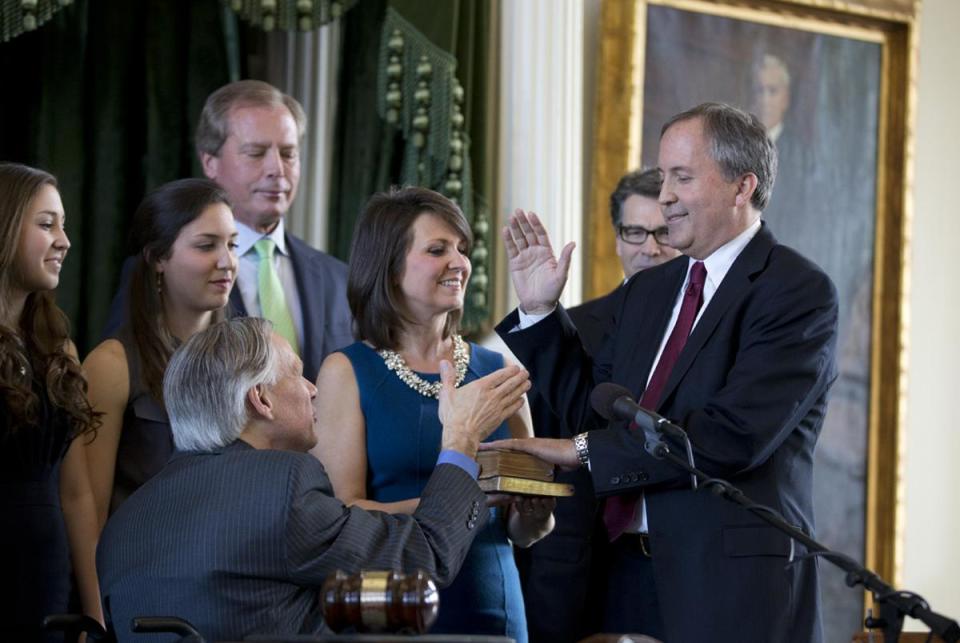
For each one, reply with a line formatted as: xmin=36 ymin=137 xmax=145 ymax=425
xmin=438 ymin=360 xmax=530 ymax=457
xmin=479 ymin=437 xmax=580 ymax=471
xmin=502 ymin=209 xmax=575 ymax=315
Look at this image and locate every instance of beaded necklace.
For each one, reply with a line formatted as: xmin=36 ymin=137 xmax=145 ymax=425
xmin=378 ymin=334 xmax=468 ymax=399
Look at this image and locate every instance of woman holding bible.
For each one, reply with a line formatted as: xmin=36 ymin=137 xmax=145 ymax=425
xmin=313 ymin=187 xmax=553 ymax=642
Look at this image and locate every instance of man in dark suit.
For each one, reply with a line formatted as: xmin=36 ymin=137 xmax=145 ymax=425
xmin=516 ymin=168 xmax=680 ymax=643
xmin=103 ymin=80 xmax=351 ymax=382
xmin=97 ymin=317 xmax=530 ymax=641
xmin=491 ymin=103 xmax=837 ymax=642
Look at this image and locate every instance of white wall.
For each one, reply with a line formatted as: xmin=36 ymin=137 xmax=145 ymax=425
xmin=903 ymin=0 xmax=960 ymax=627
xmin=498 ymin=0 xmax=585 ymax=315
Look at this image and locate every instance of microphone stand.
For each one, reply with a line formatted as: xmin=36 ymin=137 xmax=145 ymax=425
xmin=643 ymin=434 xmax=960 ymax=642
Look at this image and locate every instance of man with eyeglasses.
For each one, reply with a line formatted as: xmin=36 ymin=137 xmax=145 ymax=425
xmin=515 ymin=168 xmax=680 ymax=643
xmin=612 ymin=169 xmax=683 ymax=279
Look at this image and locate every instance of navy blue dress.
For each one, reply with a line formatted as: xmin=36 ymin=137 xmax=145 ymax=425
xmin=108 ymin=327 xmax=172 ymax=515
xmin=342 ymin=341 xmax=527 ymax=642
xmin=0 ymin=374 xmax=73 ymax=642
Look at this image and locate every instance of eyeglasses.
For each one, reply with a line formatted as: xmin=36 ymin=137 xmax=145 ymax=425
xmin=618 ymin=224 xmax=670 ymax=246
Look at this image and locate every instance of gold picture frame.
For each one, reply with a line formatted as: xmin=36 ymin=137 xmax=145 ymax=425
xmin=588 ymin=0 xmax=918 ymax=635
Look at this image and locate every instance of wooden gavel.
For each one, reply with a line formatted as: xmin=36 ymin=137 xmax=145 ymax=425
xmin=321 ymin=569 xmax=439 ymax=634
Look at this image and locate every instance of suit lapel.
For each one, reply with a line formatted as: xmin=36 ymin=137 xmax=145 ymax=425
xmin=285 ymin=233 xmax=316 ymax=365
xmin=228 ymin=283 xmax=247 ymax=318
xmin=655 ymin=225 xmax=776 ymax=408
xmin=622 ymin=258 xmax=688 ymax=398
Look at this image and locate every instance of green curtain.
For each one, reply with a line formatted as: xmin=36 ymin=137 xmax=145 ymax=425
xmin=327 ymin=0 xmax=494 ymax=332
xmin=327 ymin=0 xmax=398 ymax=260
xmin=0 ymin=0 xmax=237 ymax=354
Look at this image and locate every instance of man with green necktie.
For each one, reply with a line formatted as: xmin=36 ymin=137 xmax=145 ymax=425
xmin=103 ymin=80 xmax=352 ymax=383
xmin=197 ymin=80 xmax=352 ymax=381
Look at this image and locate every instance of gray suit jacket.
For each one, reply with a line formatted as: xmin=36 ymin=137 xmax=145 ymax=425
xmin=97 ymin=441 xmax=486 ymax=642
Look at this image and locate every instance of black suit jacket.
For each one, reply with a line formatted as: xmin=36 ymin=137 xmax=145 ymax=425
xmin=102 ymin=232 xmax=352 ymax=383
xmin=97 ymin=441 xmax=486 ymax=642
xmin=516 ymin=290 xmax=622 ymax=643
xmin=498 ymin=225 xmax=838 ymax=643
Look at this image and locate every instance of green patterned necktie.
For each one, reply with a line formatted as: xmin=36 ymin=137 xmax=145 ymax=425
xmin=254 ymin=238 xmax=300 ymax=354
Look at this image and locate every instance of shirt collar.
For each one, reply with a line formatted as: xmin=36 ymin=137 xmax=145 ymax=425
xmin=691 ymin=218 xmax=762 ymax=289
xmin=236 ymin=218 xmax=288 ymax=257
xmin=768 ymin=122 xmax=784 ymax=143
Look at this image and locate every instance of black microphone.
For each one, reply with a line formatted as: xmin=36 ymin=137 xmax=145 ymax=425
xmin=589 ymin=382 xmax=685 ymax=439
xmin=590 ymin=382 xmax=699 ymax=487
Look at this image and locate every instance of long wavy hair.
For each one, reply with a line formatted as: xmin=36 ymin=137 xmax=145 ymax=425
xmin=127 ymin=178 xmax=231 ymax=402
xmin=0 ymin=163 xmax=99 ymax=438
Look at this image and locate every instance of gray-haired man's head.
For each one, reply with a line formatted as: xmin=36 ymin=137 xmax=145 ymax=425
xmin=164 ymin=317 xmax=317 ymax=453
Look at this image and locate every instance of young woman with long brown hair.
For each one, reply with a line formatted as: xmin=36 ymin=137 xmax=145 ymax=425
xmin=0 ymin=163 xmax=101 ymax=639
xmin=83 ymin=178 xmax=237 ymax=523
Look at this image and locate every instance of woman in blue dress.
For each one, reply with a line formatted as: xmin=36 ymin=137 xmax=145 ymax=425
xmin=314 ymin=187 xmax=554 ymax=642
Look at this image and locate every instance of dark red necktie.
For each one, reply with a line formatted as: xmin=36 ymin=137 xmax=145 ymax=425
xmin=603 ymin=261 xmax=708 ymax=541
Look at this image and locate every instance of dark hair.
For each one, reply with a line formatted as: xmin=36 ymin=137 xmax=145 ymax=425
xmin=660 ymin=102 xmax=778 ymax=210
xmin=128 ymin=178 xmax=232 ymax=401
xmin=609 ymin=168 xmax=663 ymax=227
xmin=348 ymin=187 xmax=473 ymax=350
xmin=0 ymin=163 xmax=99 ymax=438
xmin=195 ymin=80 xmax=307 ymax=159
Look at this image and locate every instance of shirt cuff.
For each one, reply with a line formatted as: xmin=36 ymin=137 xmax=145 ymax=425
xmin=516 ymin=305 xmax=556 ymax=330
xmin=437 ymin=450 xmax=480 ymax=479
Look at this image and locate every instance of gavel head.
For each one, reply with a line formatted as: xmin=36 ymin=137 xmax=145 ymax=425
xmin=321 ymin=569 xmax=439 ymax=634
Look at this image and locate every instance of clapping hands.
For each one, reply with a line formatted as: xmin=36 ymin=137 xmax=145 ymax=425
xmin=438 ymin=360 xmax=530 ymax=457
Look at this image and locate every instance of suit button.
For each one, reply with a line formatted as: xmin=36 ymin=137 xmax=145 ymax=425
xmin=467 ymin=520 xmax=476 ymax=529
xmin=627 ymin=473 xmax=638 ymax=483
xmin=610 ymin=476 xmax=620 ymax=485
xmin=639 ymin=471 xmax=649 ymax=481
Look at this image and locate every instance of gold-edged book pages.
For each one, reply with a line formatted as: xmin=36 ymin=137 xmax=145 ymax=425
xmin=477 ymin=450 xmax=554 ymax=481
xmin=476 ymin=450 xmax=572 ymax=496
xmin=477 ymin=476 xmax=575 ymax=497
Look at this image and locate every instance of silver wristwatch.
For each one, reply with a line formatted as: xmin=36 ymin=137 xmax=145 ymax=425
xmin=573 ymin=432 xmax=590 ymax=469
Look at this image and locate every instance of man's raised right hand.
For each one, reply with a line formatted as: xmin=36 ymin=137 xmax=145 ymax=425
xmin=502 ymin=209 xmax=576 ymax=316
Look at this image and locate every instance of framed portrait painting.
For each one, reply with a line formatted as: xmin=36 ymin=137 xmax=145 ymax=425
xmin=588 ymin=0 xmax=918 ymax=638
